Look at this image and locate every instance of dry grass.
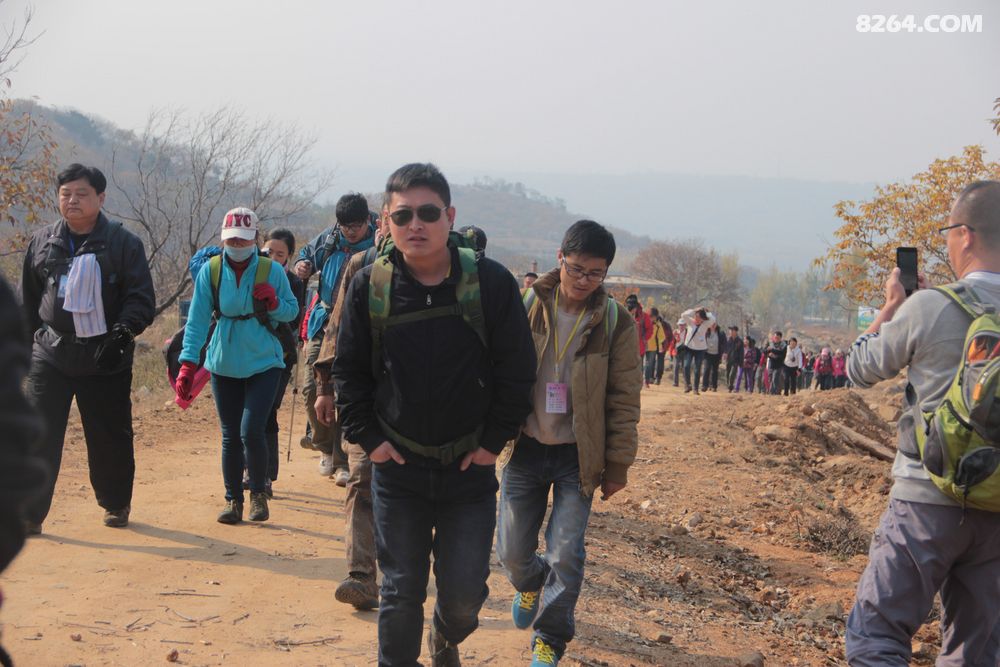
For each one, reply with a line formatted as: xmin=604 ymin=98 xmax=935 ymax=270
xmin=804 ymin=510 xmax=871 ymax=560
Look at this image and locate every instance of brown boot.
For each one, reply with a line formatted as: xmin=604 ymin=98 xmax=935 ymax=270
xmin=334 ymin=574 xmax=379 ymax=610
xmin=426 ymin=623 xmax=461 ymax=667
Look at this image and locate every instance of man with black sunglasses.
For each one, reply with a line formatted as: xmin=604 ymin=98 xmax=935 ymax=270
xmin=332 ymin=163 xmax=536 ymax=666
xmin=295 ymin=193 xmax=377 ymax=485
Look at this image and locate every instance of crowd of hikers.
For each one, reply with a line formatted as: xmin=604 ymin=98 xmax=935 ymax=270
xmin=625 ymin=299 xmax=852 ymax=396
xmin=1 ymin=163 xmax=998 ymax=667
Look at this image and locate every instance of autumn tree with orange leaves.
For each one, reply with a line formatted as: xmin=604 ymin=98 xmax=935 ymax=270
xmin=818 ymin=143 xmax=1000 ymax=306
xmin=0 ymin=3 xmax=57 ymax=258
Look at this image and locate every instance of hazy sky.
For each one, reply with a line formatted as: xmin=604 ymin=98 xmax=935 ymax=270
xmin=6 ymin=0 xmax=1000 ymax=192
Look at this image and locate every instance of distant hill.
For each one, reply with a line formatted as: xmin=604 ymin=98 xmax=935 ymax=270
xmin=14 ymin=101 xmax=651 ymax=277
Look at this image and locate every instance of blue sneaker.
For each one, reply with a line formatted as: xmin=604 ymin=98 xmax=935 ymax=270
xmin=530 ymin=637 xmax=560 ymax=666
xmin=511 ymin=590 xmax=540 ymax=629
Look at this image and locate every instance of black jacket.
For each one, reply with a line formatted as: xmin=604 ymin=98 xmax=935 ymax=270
xmin=21 ymin=213 xmax=156 ymax=376
xmin=332 ymin=247 xmax=536 ymax=462
xmin=765 ymin=340 xmax=788 ymax=368
xmin=0 ymin=276 xmax=46 ymax=572
xmin=725 ymin=334 xmax=744 ymax=364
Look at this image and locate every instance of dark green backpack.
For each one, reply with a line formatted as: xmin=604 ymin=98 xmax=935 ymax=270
xmin=914 ymin=283 xmax=1000 ymax=511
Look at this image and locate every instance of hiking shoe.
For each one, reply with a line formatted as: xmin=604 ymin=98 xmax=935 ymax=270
xmin=24 ymin=521 xmax=42 ymax=536
xmin=334 ymin=468 xmax=350 ymax=487
xmin=335 ymin=574 xmax=379 ymax=610
xmin=426 ymin=624 xmax=461 ymax=667
xmin=512 ymin=590 xmax=541 ymax=629
xmin=683 ymin=386 xmax=691 ymax=394
xmin=299 ymin=434 xmax=315 ymax=451
xmin=103 ymin=506 xmax=130 ymax=528
xmin=530 ymin=637 xmax=560 ymax=666
xmin=217 ymin=499 xmax=243 ymax=524
xmin=319 ymin=452 xmax=335 ymax=477
xmin=248 ymin=492 xmax=269 ymax=522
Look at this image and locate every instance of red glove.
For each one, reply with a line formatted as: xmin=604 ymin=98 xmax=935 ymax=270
xmin=252 ymin=283 xmax=278 ymax=311
xmin=176 ymin=361 xmax=197 ymax=401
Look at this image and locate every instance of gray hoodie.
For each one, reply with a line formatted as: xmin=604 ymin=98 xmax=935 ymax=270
xmin=847 ymin=272 xmax=1000 ymax=506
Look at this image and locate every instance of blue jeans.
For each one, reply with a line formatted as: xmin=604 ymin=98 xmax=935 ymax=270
xmin=643 ymin=351 xmax=657 ymax=383
xmin=211 ymin=368 xmax=281 ymax=501
xmin=496 ymin=436 xmax=594 ymax=656
xmin=372 ymin=458 xmax=498 ymax=667
xmin=683 ymin=349 xmax=706 ymax=390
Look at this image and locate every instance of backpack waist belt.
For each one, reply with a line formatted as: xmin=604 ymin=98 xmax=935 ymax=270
xmin=376 ymin=414 xmax=483 ymax=465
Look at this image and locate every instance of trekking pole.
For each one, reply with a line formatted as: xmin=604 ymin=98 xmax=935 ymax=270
xmin=286 ymin=345 xmax=303 ymax=463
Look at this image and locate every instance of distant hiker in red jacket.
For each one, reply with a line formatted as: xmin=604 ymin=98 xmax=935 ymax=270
xmin=624 ymin=294 xmax=652 ymax=359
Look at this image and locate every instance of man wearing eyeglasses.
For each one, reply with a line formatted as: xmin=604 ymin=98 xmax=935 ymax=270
xmin=496 ymin=220 xmax=640 ymax=667
xmin=844 ymin=181 xmax=1000 ymax=666
xmin=332 ymin=163 xmax=536 ymax=666
xmin=295 ymin=194 xmax=377 ymax=485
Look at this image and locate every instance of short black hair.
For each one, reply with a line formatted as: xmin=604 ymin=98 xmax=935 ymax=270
xmin=265 ymin=227 xmax=296 ymax=256
xmin=650 ymin=307 xmax=660 ymax=317
xmin=729 ymin=325 xmax=739 ymax=332
xmin=560 ymin=219 xmax=616 ymax=265
xmin=773 ymin=331 xmax=783 ymax=338
xmin=696 ymin=308 xmax=708 ymax=320
xmin=524 ymin=271 xmax=538 ymax=279
xmin=790 ymin=337 xmax=798 ymax=343
xmin=57 ymin=163 xmax=106 ymax=194
xmin=953 ymin=180 xmax=1000 ymax=250
xmin=384 ymin=163 xmax=451 ymax=208
xmin=335 ymin=193 xmax=371 ymax=225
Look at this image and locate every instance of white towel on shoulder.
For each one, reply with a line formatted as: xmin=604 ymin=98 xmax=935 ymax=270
xmin=62 ymin=253 xmax=107 ymax=337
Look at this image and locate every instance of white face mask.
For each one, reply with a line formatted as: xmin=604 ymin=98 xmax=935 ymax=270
xmin=225 ymin=244 xmax=256 ymax=262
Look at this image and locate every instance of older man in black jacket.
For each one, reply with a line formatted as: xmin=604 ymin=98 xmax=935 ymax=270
xmin=20 ymin=164 xmax=155 ymax=531
xmin=333 ymin=163 xmax=535 ymax=667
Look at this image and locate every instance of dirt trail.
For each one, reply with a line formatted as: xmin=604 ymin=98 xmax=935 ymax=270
xmin=1 ymin=379 xmax=926 ymax=666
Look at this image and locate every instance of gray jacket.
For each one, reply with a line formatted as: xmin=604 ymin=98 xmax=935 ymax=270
xmin=847 ymin=272 xmax=1000 ymax=506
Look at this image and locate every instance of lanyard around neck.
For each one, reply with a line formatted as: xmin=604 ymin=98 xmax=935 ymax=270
xmin=553 ymin=287 xmax=586 ymax=375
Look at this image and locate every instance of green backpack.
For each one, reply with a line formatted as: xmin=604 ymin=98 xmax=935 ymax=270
xmin=365 ymin=231 xmax=487 ymax=464
xmin=914 ymin=283 xmax=1000 ymax=511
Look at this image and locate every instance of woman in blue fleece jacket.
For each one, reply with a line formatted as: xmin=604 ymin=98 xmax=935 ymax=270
xmin=176 ymin=208 xmax=298 ymax=525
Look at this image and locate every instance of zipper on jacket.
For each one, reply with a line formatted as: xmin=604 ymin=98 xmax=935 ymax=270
xmin=426 ymin=293 xmax=432 ymax=306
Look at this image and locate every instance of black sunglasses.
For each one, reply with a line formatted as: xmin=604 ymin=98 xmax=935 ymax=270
xmin=389 ymin=205 xmax=448 ymax=226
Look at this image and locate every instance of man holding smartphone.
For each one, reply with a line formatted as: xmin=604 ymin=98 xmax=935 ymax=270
xmin=844 ymin=181 xmax=1000 ymax=666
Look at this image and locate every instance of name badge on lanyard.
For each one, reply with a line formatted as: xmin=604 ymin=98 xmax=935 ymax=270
xmin=546 ymin=289 xmax=586 ymax=415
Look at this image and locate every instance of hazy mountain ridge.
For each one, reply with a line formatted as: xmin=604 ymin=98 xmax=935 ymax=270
xmin=18 ymin=100 xmax=876 ymax=273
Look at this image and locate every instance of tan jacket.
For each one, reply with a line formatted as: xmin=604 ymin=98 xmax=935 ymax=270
xmin=514 ymin=269 xmax=641 ymax=495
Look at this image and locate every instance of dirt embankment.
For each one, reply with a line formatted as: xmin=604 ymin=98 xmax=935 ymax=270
xmin=3 ymin=372 xmax=942 ymax=666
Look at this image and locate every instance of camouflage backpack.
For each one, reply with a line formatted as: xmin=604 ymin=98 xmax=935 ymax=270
xmin=914 ymin=283 xmax=1000 ymax=511
xmin=365 ymin=230 xmax=487 ymax=463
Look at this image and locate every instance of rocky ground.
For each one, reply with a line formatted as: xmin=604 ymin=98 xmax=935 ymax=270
xmin=1 ymin=359 xmax=944 ymax=666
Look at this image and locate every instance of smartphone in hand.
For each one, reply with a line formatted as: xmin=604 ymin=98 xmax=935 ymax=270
xmin=896 ymin=247 xmax=918 ymax=296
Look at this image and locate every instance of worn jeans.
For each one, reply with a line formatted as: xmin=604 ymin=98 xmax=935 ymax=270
xmin=212 ymin=369 xmax=281 ymax=501
xmin=701 ymin=353 xmax=720 ymax=390
xmin=371 ymin=458 xmax=498 ymax=666
xmin=345 ymin=442 xmax=376 ymax=579
xmin=643 ymin=351 xmax=657 ymax=384
xmin=846 ymin=498 xmax=1000 ymax=666
xmin=672 ymin=348 xmax=687 ymax=386
xmin=303 ymin=335 xmax=347 ymax=468
xmin=683 ymin=349 xmax=706 ymax=390
xmin=263 ymin=365 xmax=293 ymax=481
xmin=25 ymin=361 xmax=135 ymax=523
xmin=767 ymin=366 xmax=784 ymax=395
xmin=496 ymin=436 xmax=593 ymax=656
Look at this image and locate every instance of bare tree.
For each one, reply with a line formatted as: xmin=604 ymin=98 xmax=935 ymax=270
xmin=631 ymin=239 xmax=743 ymax=315
xmin=108 ymin=107 xmax=334 ymax=315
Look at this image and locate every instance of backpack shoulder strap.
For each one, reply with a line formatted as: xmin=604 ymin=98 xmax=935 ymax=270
xmin=604 ymin=297 xmax=619 ymax=344
xmin=209 ymin=255 xmax=223 ymax=315
xmin=368 ymin=256 xmax=394 ymax=375
xmin=933 ymin=283 xmax=992 ymax=319
xmin=454 ymin=248 xmax=487 ymax=348
xmin=522 ymin=288 xmax=537 ymax=312
xmin=254 ymin=256 xmax=272 ymax=285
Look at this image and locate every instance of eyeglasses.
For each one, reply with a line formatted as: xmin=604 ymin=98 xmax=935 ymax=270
xmin=340 ymin=220 xmax=369 ymax=231
xmin=561 ymin=258 xmax=607 ymax=284
xmin=388 ymin=205 xmax=448 ymax=226
xmin=938 ymin=223 xmax=975 ymax=236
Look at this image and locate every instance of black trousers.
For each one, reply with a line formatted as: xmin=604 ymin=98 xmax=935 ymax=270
xmin=24 ymin=360 xmax=135 ymax=523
